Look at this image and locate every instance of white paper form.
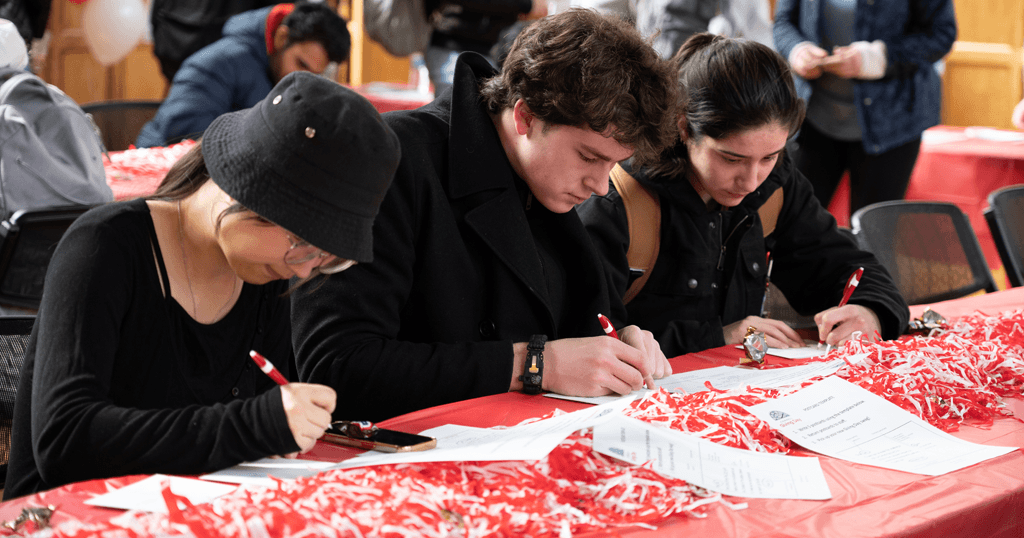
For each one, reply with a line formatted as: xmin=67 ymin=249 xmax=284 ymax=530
xmin=592 ymin=414 xmax=831 ymax=500
xmin=748 ymin=376 xmax=1018 ymax=476
xmin=330 ymin=397 xmax=634 ymax=470
xmin=84 ymin=475 xmax=238 ymax=513
xmin=766 ymin=345 xmax=827 ymax=360
xmin=546 ymin=357 xmax=860 ymax=405
xmin=200 ymin=458 xmax=337 ymax=486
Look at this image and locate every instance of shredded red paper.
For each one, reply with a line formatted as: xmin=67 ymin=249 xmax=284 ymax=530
xmin=104 ymin=140 xmax=197 ymax=198
xmin=22 ymin=310 xmax=1024 ymax=537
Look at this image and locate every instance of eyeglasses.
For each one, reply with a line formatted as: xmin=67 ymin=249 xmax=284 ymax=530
xmin=284 ymin=235 xmax=356 ymax=275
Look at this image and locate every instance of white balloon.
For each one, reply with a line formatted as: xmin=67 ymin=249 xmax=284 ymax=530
xmin=82 ymin=0 xmax=148 ymax=66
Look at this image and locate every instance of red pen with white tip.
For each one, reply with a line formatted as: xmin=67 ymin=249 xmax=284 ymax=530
xmin=599 ymin=313 xmax=654 ymax=389
xmin=822 ymin=267 xmax=865 ymax=354
xmin=249 ymin=350 xmax=289 ymax=386
xmin=598 ymin=313 xmax=619 ymax=339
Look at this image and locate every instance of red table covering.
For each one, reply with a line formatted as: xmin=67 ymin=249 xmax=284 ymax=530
xmin=2 ymin=289 xmax=1022 ymax=537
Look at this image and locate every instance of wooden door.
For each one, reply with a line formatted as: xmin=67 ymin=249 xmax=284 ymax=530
xmin=942 ymin=0 xmax=1024 ymax=128
xmin=40 ymin=0 xmax=166 ymax=105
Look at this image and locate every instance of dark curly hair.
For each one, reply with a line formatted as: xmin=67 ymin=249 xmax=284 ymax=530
xmin=283 ymin=1 xmax=351 ymax=63
xmin=479 ymin=9 xmax=678 ymax=165
xmin=649 ymin=33 xmax=806 ymax=178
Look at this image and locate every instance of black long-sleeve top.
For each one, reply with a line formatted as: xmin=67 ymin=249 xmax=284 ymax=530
xmin=4 ymin=199 xmax=297 ymax=499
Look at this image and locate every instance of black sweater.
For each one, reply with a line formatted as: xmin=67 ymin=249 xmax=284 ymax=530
xmin=5 ymin=199 xmax=297 ymax=498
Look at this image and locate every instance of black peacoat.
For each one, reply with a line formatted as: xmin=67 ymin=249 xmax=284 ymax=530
xmin=291 ymin=53 xmax=610 ymax=422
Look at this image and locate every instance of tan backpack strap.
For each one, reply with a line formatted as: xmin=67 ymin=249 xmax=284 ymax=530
xmin=759 ymin=187 xmax=784 ymax=237
xmin=610 ymin=163 xmax=661 ymax=304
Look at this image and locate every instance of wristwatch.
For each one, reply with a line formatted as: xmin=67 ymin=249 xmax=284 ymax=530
xmin=519 ymin=334 xmax=547 ymax=394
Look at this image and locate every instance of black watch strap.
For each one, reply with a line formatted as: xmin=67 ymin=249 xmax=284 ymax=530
xmin=519 ymin=334 xmax=547 ymax=395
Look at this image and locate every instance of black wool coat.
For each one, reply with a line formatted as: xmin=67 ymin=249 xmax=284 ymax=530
xmin=578 ymin=154 xmax=910 ymax=358
xmin=291 ymin=53 xmax=609 ymax=422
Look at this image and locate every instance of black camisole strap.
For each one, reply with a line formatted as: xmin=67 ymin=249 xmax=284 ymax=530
xmin=144 ymin=209 xmax=173 ymax=300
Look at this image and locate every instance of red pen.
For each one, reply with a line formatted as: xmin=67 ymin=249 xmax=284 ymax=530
xmin=838 ymin=267 xmax=864 ymax=308
xmin=821 ymin=267 xmax=865 ymax=353
xmin=249 ymin=350 xmax=289 ymax=386
xmin=598 ymin=313 xmax=619 ymax=339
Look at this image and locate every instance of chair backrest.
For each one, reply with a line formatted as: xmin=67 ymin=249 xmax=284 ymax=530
xmin=81 ymin=100 xmax=162 ymax=151
xmin=851 ymin=201 xmax=996 ymax=305
xmin=0 ymin=205 xmax=94 ymax=310
xmin=983 ymin=185 xmax=1024 ymax=288
xmin=0 ymin=315 xmax=34 ymax=489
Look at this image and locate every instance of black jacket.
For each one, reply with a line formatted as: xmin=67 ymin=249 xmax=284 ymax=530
xmin=427 ymin=0 xmax=531 ymax=53
xmin=578 ymin=154 xmax=909 ymax=358
xmin=291 ymin=53 xmax=609 ymax=422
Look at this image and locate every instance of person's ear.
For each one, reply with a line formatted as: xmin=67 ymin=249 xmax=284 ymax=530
xmin=512 ymin=99 xmax=535 ymax=136
xmin=273 ymin=25 xmax=290 ymax=52
xmin=677 ymin=115 xmax=689 ymax=142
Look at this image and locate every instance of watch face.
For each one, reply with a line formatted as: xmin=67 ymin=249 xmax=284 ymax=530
xmin=741 ymin=326 xmax=767 ymax=366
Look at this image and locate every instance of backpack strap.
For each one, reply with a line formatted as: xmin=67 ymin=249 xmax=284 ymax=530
xmin=0 ymin=72 xmax=38 ymax=104
xmin=758 ymin=187 xmax=784 ymax=237
xmin=613 ymin=163 xmax=784 ymax=304
xmin=610 ymin=163 xmax=661 ymax=305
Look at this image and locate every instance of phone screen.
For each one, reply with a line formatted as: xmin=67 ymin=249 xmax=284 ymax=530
xmin=323 ymin=425 xmax=437 ymax=453
xmin=368 ymin=429 xmax=430 ymax=446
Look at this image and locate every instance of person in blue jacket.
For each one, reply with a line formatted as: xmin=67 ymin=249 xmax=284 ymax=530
xmin=773 ymin=0 xmax=956 ymax=215
xmin=136 ymin=2 xmax=350 ymax=148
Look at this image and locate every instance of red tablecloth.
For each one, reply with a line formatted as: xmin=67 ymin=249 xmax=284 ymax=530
xmin=103 ymin=88 xmax=431 ymax=203
xmin=828 ymin=126 xmax=1024 ymax=288
xmin=351 ymin=83 xmax=432 ymax=114
xmin=2 ymin=289 xmax=1022 ymax=537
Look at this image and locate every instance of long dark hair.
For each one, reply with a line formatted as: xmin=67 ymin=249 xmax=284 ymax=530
xmin=649 ymin=33 xmax=806 ymax=178
xmin=148 ymin=140 xmax=249 ymax=226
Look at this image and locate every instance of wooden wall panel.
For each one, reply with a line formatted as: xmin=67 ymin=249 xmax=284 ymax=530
xmin=41 ymin=0 xmax=165 ymax=105
xmin=347 ymin=0 xmax=410 ymax=86
xmin=952 ymin=0 xmax=1023 ymax=46
xmin=122 ymin=44 xmax=167 ymax=100
xmin=943 ymin=0 xmax=1024 ymax=128
xmin=943 ymin=43 xmax=1022 ymax=129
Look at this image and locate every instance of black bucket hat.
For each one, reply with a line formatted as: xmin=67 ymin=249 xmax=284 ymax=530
xmin=202 ymin=71 xmax=401 ymax=263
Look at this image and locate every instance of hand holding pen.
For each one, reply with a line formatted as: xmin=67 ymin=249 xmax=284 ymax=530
xmin=599 ymin=314 xmax=672 ymax=385
xmin=814 ymin=267 xmax=880 ymax=353
xmin=250 ymin=350 xmax=336 ymax=454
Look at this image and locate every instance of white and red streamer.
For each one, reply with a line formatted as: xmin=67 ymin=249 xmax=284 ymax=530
xmin=22 ymin=310 xmax=1024 ymax=537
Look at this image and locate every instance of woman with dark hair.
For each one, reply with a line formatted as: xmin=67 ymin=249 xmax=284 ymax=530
xmin=579 ymin=33 xmax=909 ymax=358
xmin=4 ymin=71 xmax=401 ymax=498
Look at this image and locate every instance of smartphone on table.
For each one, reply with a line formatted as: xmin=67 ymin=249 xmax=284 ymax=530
xmin=323 ymin=420 xmax=437 ymax=453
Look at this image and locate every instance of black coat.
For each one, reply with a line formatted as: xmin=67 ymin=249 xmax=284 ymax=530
xmin=578 ymin=154 xmax=909 ymax=358
xmin=291 ymin=53 xmax=609 ymax=422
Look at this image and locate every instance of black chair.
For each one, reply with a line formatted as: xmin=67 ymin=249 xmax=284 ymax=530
xmin=80 ymin=100 xmax=163 ymax=151
xmin=0 ymin=206 xmax=94 ymax=311
xmin=0 ymin=315 xmax=34 ymax=491
xmin=983 ymin=185 xmax=1024 ymax=288
xmin=851 ymin=201 xmax=997 ymax=305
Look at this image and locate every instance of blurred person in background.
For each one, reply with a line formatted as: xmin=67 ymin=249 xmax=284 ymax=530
xmin=774 ymin=0 xmax=956 ymax=216
xmin=136 ymin=2 xmax=350 ymax=148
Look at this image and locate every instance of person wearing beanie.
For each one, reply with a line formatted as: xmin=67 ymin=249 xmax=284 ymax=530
xmin=292 ymin=9 xmax=678 ymax=422
xmin=4 ymin=71 xmax=401 ymax=498
xmin=135 ymin=2 xmax=351 ymax=148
